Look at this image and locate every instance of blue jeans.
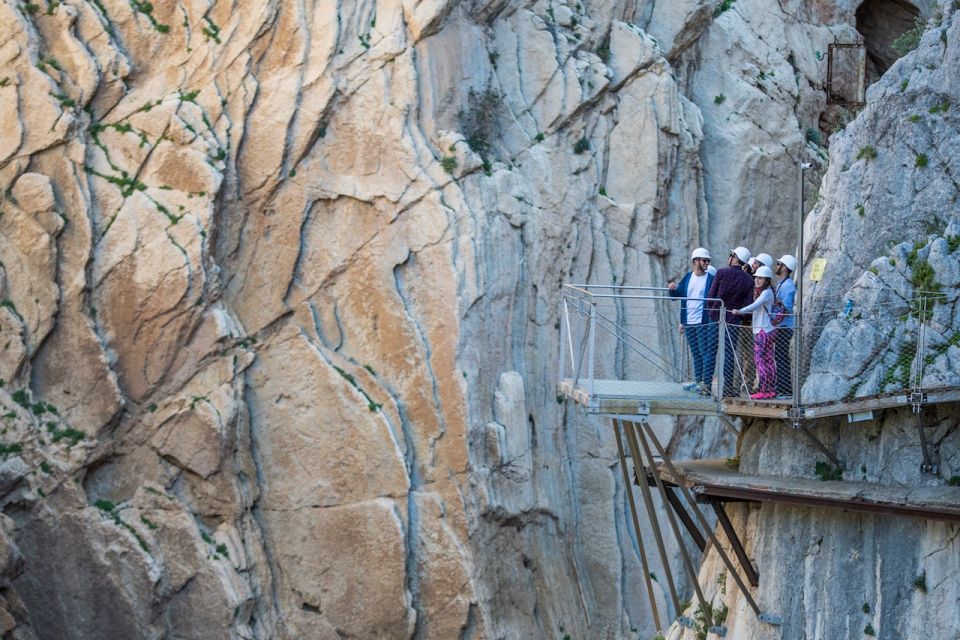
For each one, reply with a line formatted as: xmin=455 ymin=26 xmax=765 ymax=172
xmin=685 ymin=322 xmax=718 ymax=386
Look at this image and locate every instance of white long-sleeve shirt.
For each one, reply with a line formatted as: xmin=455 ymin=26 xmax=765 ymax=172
xmin=737 ymin=288 xmax=774 ymax=334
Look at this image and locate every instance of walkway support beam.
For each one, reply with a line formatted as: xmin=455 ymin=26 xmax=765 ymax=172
xmin=612 ymin=420 xmax=663 ymax=632
xmin=639 ymin=421 xmax=765 ymax=618
xmin=619 ymin=420 xmax=684 ymax=621
xmin=628 ymin=420 xmax=714 ymax=629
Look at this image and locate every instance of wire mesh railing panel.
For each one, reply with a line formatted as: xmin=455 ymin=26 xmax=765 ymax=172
xmin=559 ymin=283 xmax=960 ymax=410
xmin=559 ymin=287 xmax=726 ymax=404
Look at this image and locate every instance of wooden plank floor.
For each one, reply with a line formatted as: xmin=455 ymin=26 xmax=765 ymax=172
xmin=658 ymin=459 xmax=960 ymax=523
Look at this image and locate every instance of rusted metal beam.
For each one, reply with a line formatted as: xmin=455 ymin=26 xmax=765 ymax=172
xmin=612 ymin=420 xmax=662 ymax=631
xmin=691 ymin=485 xmax=960 ymax=523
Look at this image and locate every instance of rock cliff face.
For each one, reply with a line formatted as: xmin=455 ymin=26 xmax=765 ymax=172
xmin=0 ymin=0 xmax=954 ymax=638
xmin=669 ymin=3 xmax=960 ymax=639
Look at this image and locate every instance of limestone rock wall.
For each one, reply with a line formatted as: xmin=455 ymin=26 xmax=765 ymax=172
xmin=0 ymin=0 xmax=924 ymax=638
xmin=668 ymin=3 xmax=960 ymax=639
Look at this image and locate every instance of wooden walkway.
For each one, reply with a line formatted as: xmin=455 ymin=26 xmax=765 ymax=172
xmin=557 ymin=378 xmax=960 ymax=420
xmin=657 ymin=459 xmax=960 ymax=523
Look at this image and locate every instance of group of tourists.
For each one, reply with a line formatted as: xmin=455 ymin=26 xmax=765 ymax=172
xmin=668 ymin=246 xmax=797 ymax=400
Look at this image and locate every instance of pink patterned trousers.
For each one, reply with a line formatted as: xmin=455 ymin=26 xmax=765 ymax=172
xmin=754 ymin=329 xmax=776 ymax=395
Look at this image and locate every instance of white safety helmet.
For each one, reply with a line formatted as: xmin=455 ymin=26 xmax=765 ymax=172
xmin=707 ymin=265 xmax=717 ymax=275
xmin=731 ymin=246 xmax=751 ymax=264
xmin=691 ymin=247 xmax=711 ymax=261
xmin=755 ymin=253 xmax=774 ymax=269
xmin=777 ymin=254 xmax=798 ymax=273
xmin=754 ymin=265 xmax=774 ymax=279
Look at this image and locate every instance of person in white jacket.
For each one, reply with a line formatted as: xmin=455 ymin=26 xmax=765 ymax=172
xmin=732 ymin=265 xmax=776 ymax=399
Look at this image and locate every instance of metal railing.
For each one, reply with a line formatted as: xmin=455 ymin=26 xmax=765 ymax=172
xmin=559 ymin=283 xmax=959 ymax=412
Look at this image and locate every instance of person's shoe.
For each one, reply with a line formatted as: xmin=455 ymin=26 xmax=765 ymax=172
xmin=749 ymin=392 xmax=766 ymax=400
xmin=697 ymin=383 xmax=712 ymax=396
xmin=761 ymin=391 xmax=777 ymax=399
xmin=682 ymin=381 xmax=699 ymax=391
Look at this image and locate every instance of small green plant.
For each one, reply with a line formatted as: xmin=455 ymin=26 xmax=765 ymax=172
xmin=148 ymin=403 xmax=158 ymax=412
xmin=908 ymin=114 xmax=921 ymax=122
xmin=856 ymin=204 xmax=865 ymax=217
xmin=929 ymin=100 xmax=950 ymax=114
xmin=573 ymin=136 xmax=590 ymax=154
xmin=913 ymin=573 xmax=927 ymax=593
xmin=596 ymin=38 xmax=610 ymax=63
xmin=22 ymin=2 xmax=40 ymax=15
xmin=130 ymin=1 xmax=169 ymax=33
xmin=50 ymin=426 xmax=86 ymax=445
xmin=95 ymin=499 xmax=116 ymax=512
xmin=814 ymin=461 xmax=842 ymax=481
xmin=714 ymin=94 xmax=726 ymax=104
xmin=202 ymin=17 xmax=222 ymax=43
xmin=891 ymin=18 xmax=924 ymax=57
xmin=856 ymin=145 xmax=878 ymax=161
xmin=458 ymin=87 xmax=500 ymax=160
xmin=915 ymin=153 xmax=929 ymax=168
xmin=714 ymin=0 xmax=735 ymax=16
xmin=862 ymin=602 xmax=870 ymax=613
xmin=534 ymin=132 xmax=544 ymax=142
xmin=900 ymin=79 xmax=909 ymax=92
xmin=11 ymin=389 xmax=29 ymax=408
xmin=53 ymin=93 xmax=76 ymax=108
xmin=724 ymin=456 xmax=740 ymax=470
xmin=947 ymin=476 xmax=960 ymax=486
xmin=0 ymin=77 xmax=9 ymax=87
xmin=864 ymin=623 xmax=876 ymax=636
xmin=0 ymin=443 xmax=23 ymax=458
xmin=441 ymin=155 xmax=457 ymax=174
xmin=806 ymin=127 xmax=821 ymax=145
xmin=140 ymin=515 xmax=158 ymax=529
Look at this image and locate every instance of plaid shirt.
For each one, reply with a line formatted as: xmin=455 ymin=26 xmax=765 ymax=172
xmin=708 ymin=266 xmax=754 ymax=324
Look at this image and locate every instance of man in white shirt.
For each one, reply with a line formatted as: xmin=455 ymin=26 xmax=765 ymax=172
xmin=669 ymin=248 xmax=717 ymax=395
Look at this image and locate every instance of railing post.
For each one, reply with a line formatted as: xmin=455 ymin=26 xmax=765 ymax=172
xmin=559 ymin=297 xmax=568 ymax=382
xmin=587 ymin=303 xmax=597 ymax=399
xmin=717 ymin=312 xmax=726 ymax=402
xmin=913 ymin=296 xmax=928 ymax=394
xmin=573 ymin=297 xmax=587 ymax=385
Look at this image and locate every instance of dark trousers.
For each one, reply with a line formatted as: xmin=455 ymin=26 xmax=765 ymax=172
xmin=686 ymin=322 xmax=718 ymax=385
xmin=722 ymin=324 xmax=749 ymax=396
xmin=774 ymin=327 xmax=794 ymax=396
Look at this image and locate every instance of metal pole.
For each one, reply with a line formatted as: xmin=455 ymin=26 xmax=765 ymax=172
xmin=624 ymin=422 xmax=713 ymax=626
xmin=717 ymin=314 xmax=726 ymax=403
xmin=627 ymin=420 xmax=710 ymax=628
xmin=559 ymin=298 xmax=568 ymax=383
xmin=640 ymin=422 xmax=764 ymax=617
xmin=587 ymin=304 xmax=597 ymax=398
xmin=612 ymin=420 xmax=663 ymax=631
xmin=794 ymin=162 xmax=811 ymax=411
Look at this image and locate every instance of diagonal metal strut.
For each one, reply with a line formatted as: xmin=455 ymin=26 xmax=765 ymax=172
xmin=638 ymin=420 xmax=768 ymax=619
xmin=612 ymin=420 xmax=662 ymax=632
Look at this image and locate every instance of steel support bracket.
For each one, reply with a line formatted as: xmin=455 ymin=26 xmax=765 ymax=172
xmin=708 ymin=625 xmax=728 ymax=636
xmin=758 ymin=612 xmax=783 ymax=625
xmin=910 ymin=391 xmax=927 ymax=413
xmin=788 ymin=406 xmax=805 ymax=428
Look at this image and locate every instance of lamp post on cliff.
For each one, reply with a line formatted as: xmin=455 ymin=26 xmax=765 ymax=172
xmin=793 ymin=161 xmax=812 ymax=422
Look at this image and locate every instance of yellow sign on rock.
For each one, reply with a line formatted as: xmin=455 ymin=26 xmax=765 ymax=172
xmin=809 ymin=258 xmax=827 ymax=282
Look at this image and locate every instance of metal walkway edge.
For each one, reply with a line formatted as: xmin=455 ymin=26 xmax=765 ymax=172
xmin=557 ymin=378 xmax=960 ymax=421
